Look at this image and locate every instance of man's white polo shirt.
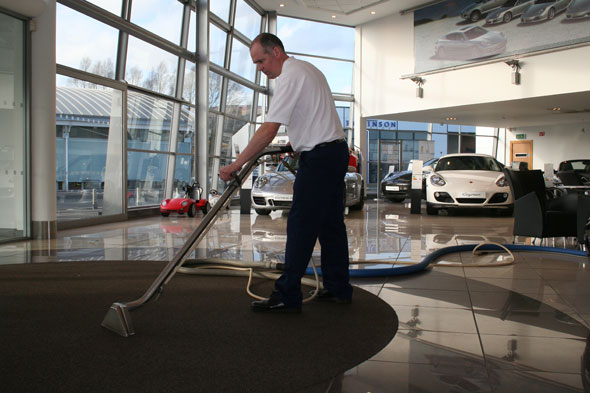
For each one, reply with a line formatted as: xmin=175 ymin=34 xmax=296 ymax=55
xmin=266 ymin=57 xmax=346 ymax=153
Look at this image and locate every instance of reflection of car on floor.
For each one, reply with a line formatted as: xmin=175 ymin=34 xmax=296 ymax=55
xmin=554 ymin=159 xmax=590 ymax=186
xmin=251 ymin=152 xmax=365 ymax=215
xmin=566 ymin=0 xmax=590 ymax=19
xmin=434 ymin=26 xmax=507 ymax=60
xmin=521 ymin=0 xmax=572 ymax=23
xmin=160 ymin=182 xmax=210 ymax=217
xmin=380 ymin=158 xmax=438 ymax=203
xmin=425 ymin=153 xmax=513 ymax=215
xmin=461 ymin=0 xmax=508 ymax=21
xmin=486 ymin=0 xmax=534 ymax=23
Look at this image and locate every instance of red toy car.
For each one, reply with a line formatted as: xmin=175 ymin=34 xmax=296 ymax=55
xmin=160 ymin=182 xmax=210 ymax=217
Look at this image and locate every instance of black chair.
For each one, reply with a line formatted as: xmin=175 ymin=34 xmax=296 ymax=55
xmin=511 ymin=161 xmax=529 ymax=171
xmin=578 ymin=194 xmax=590 ymax=253
xmin=557 ymin=171 xmax=582 ymax=186
xmin=503 ymin=168 xmax=578 ymax=242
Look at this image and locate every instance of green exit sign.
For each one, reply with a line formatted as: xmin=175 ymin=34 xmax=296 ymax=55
xmin=516 ymin=134 xmax=527 ymax=140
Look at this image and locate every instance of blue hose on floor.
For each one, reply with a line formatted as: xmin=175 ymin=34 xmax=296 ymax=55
xmin=305 ymin=244 xmax=588 ymax=278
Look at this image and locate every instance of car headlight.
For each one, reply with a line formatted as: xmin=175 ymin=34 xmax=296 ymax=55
xmin=254 ymin=176 xmax=269 ymax=189
xmin=496 ymin=176 xmax=508 ymax=187
xmin=181 ymin=201 xmax=188 ymax=207
xmin=161 ymin=201 xmax=167 ymax=206
xmin=430 ymin=173 xmax=446 ymax=187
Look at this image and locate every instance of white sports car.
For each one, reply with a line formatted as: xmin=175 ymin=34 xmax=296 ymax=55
xmin=425 ymin=153 xmax=513 ymax=215
xmin=251 ymin=154 xmax=364 ymax=215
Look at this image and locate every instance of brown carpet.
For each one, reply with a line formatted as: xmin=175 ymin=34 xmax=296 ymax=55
xmin=0 ymin=261 xmax=398 ymax=393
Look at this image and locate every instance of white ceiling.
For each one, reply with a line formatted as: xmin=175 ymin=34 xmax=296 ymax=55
xmin=255 ymin=0 xmax=418 ymax=26
xmin=377 ymin=91 xmax=590 ymax=129
xmin=254 ymin=0 xmax=590 ymax=129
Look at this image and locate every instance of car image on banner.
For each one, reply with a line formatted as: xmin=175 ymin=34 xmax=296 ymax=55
xmin=433 ymin=26 xmax=507 ymax=60
xmin=425 ymin=153 xmax=513 ymax=215
xmin=521 ymin=0 xmax=572 ymax=23
xmin=566 ymin=0 xmax=590 ymax=19
xmin=486 ymin=0 xmax=534 ymax=24
xmin=461 ymin=0 xmax=508 ymax=22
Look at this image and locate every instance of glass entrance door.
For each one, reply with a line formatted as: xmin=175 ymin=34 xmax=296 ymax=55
xmin=0 ymin=12 xmax=27 ymax=242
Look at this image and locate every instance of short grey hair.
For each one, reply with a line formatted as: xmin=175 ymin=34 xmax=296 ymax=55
xmin=252 ymin=33 xmax=285 ymax=53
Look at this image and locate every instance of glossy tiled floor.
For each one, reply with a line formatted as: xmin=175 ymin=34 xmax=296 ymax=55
xmin=2 ymin=199 xmax=589 ymax=392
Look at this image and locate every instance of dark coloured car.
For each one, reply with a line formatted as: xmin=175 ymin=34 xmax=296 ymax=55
xmin=381 ymin=158 xmax=438 ymax=203
xmin=461 ymin=0 xmax=508 ymax=21
xmin=521 ymin=0 xmax=572 ymax=23
xmin=555 ymin=159 xmax=590 ymax=186
xmin=565 ymin=0 xmax=590 ymax=19
xmin=381 ymin=170 xmax=412 ymax=202
xmin=486 ymin=0 xmax=534 ymax=23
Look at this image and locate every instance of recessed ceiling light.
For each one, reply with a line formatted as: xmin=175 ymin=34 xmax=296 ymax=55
xmin=446 ymin=117 xmax=457 ymax=121
xmin=552 ymin=107 xmax=561 ymax=111
xmin=332 ymin=15 xmax=336 ymax=18
xmin=371 ymin=11 xmax=376 ymax=15
xmin=279 ymin=3 xmax=285 ymax=7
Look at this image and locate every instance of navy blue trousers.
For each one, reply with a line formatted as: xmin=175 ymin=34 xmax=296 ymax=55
xmin=275 ymin=140 xmax=352 ymax=306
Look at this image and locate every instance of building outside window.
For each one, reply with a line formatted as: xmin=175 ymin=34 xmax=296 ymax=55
xmin=0 ymin=11 xmax=27 ymax=241
xmin=56 ymin=0 xmax=195 ymax=223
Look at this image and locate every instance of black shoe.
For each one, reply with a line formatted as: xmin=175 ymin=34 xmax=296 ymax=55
xmin=251 ymin=291 xmax=301 ymax=313
xmin=311 ymin=288 xmax=352 ymax=304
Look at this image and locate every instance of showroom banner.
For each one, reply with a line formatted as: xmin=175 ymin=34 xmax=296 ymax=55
xmin=414 ymin=0 xmax=590 ymax=74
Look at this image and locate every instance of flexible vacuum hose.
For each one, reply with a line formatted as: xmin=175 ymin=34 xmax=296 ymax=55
xmin=179 ymin=243 xmax=587 ymax=298
xmin=304 ymin=243 xmax=587 ymax=277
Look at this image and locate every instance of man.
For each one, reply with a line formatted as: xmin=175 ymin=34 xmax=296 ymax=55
xmin=219 ymin=33 xmax=352 ymax=313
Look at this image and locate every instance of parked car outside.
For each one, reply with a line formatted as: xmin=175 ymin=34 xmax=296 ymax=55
xmin=521 ymin=0 xmax=572 ymax=23
xmin=251 ymin=154 xmax=364 ymax=215
xmin=565 ymin=0 xmax=590 ymax=19
xmin=381 ymin=158 xmax=439 ymax=203
xmin=461 ymin=0 xmax=508 ymax=21
xmin=554 ymin=159 xmax=590 ymax=186
xmin=425 ymin=153 xmax=513 ymax=215
xmin=434 ymin=26 xmax=507 ymax=60
xmin=486 ymin=0 xmax=534 ymax=23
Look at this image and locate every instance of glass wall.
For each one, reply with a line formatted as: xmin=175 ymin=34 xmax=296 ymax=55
xmin=54 ymin=0 xmax=356 ymax=223
xmin=56 ymin=78 xmax=124 ymax=219
xmin=277 ymin=16 xmax=354 ymax=94
xmin=366 ymin=120 xmax=499 ymax=194
xmin=207 ymin=0 xmax=264 ymax=191
xmin=206 ymin=13 xmax=356 ymax=191
xmin=56 ymin=0 xmax=196 ymax=222
xmin=0 ymin=12 xmax=27 ymax=241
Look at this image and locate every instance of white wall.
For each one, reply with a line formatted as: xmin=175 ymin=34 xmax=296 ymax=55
xmin=355 ymin=12 xmax=590 ymax=120
xmin=354 ymin=12 xmax=590 ymax=171
xmin=506 ymin=123 xmax=590 ymax=170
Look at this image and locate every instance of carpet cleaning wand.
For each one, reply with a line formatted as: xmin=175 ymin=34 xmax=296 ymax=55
xmin=101 ymin=145 xmax=293 ymax=338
